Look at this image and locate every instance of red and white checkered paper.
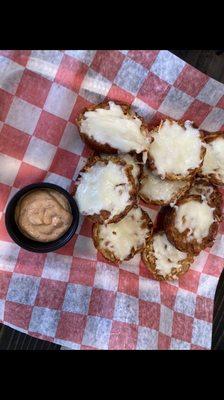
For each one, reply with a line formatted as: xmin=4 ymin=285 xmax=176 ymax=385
xmin=0 ymin=50 xmax=224 ymax=350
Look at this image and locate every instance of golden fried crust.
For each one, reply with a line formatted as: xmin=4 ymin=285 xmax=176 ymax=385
xmin=73 ymin=155 xmax=137 ymax=224
xmin=92 ymin=206 xmax=153 ymax=264
xmin=141 ymin=231 xmax=194 ymax=281
xmin=199 ymin=131 xmax=224 ymax=186
xmin=164 ymin=195 xmax=220 ymax=255
xmin=147 ymin=119 xmax=206 ymax=181
xmin=76 ymin=101 xmax=149 ymax=154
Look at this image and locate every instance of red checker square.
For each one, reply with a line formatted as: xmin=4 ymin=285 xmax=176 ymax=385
xmin=118 ymin=269 xmax=139 ymax=298
xmin=56 ymin=234 xmax=77 ymax=256
xmin=81 ymin=345 xmax=97 ymax=350
xmin=4 ymin=301 xmax=32 ymax=330
xmin=0 ymin=125 xmax=30 ymax=160
xmin=160 ymin=281 xmax=178 ymax=309
xmin=15 ymin=249 xmax=46 ymax=276
xmin=49 ymin=148 xmax=79 ymax=179
xmin=109 ymin=321 xmax=138 ymax=350
xmin=195 ymin=296 xmax=213 ymax=323
xmin=138 ymin=72 xmax=170 ymax=109
xmin=0 ymin=217 xmax=12 ymax=242
xmin=139 ymin=259 xmax=158 ymax=280
xmin=179 ymin=269 xmax=200 ymax=293
xmin=91 ymin=50 xmax=125 ymax=81
xmin=69 ymin=258 xmax=96 ymax=286
xmin=0 ymin=271 xmax=12 ymax=299
xmin=14 ymin=162 xmax=47 ymax=188
xmin=182 ymin=99 xmax=212 ymax=127
xmin=203 ymin=254 xmax=224 ymax=277
xmin=0 ymin=89 xmax=13 ymax=121
xmin=16 ymin=69 xmax=52 ymax=108
xmin=79 ymin=217 xmax=94 ymax=238
xmin=69 ymin=95 xmax=93 ymax=125
xmin=0 ymin=183 xmax=11 ymax=212
xmin=174 ymin=64 xmax=209 ymax=97
xmin=0 ymin=50 xmax=31 ymax=67
xmin=147 ymin=111 xmax=167 ymax=131
xmin=89 ymin=288 xmax=116 ymax=319
xmin=107 ymin=84 xmax=135 ymax=104
xmin=221 ymin=124 xmax=224 ymax=132
xmin=56 ymin=312 xmax=86 ymax=343
xmin=55 ymin=54 xmax=88 ymax=92
xmin=216 ymin=95 xmax=224 ymax=109
xmin=172 ymin=312 xmax=193 ymax=342
xmin=139 ymin=300 xmax=160 ymax=330
xmin=96 ymin=251 xmax=118 ymax=267
xmin=158 ymin=333 xmax=171 ymax=350
xmin=128 ymin=50 xmax=159 ymax=69
xmin=34 ymin=110 xmax=66 ymax=146
xmin=191 ymin=344 xmax=206 ymax=350
xmin=35 ymin=279 xmax=67 ymax=309
xmin=30 ymin=332 xmax=54 ymax=342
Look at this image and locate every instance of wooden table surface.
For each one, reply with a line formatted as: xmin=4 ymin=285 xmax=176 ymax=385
xmin=1 ymin=50 xmax=224 ymax=350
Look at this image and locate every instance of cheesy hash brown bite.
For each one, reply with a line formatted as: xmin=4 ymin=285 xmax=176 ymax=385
xmin=164 ymin=194 xmax=220 ymax=255
xmin=74 ymin=156 xmax=136 ymax=224
xmin=200 ymin=132 xmax=224 ymax=185
xmin=77 ymin=101 xmax=150 ymax=158
xmin=139 ymin=167 xmax=191 ymax=205
xmin=92 ymin=206 xmax=153 ymax=263
xmin=142 ymin=231 xmax=194 ymax=280
xmin=148 ymin=119 xmax=205 ymax=180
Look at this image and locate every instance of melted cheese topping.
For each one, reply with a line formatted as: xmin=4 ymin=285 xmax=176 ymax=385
xmin=75 ymin=161 xmax=132 ymax=220
xmin=149 ymin=120 xmax=202 ymax=178
xmin=98 ymin=207 xmax=150 ymax=261
xmin=202 ymin=137 xmax=224 ymax=181
xmin=153 ymin=233 xmax=187 ymax=276
xmin=80 ymin=101 xmax=150 ymax=154
xmin=140 ymin=168 xmax=188 ymax=203
xmin=174 ymin=200 xmax=214 ymax=243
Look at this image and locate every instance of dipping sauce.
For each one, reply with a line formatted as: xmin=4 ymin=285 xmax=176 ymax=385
xmin=15 ymin=189 xmax=73 ymax=242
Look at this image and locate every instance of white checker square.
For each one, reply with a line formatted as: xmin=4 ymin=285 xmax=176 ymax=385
xmin=139 ymin=277 xmax=161 ymax=303
xmin=62 ymin=283 xmax=92 ymax=314
xmin=174 ymin=289 xmax=196 ymax=317
xmin=132 ymin=98 xmax=156 ymax=121
xmin=44 ymin=82 xmax=77 ymax=120
xmin=64 ymin=50 xmax=96 ymax=66
xmin=136 ymin=326 xmax=158 ymax=350
xmin=191 ymin=251 xmax=209 ymax=272
xmin=159 ymin=305 xmax=173 ymax=336
xmin=210 ymin=234 xmax=224 ymax=258
xmin=199 ymin=107 xmax=224 ymax=132
xmin=44 ymin=172 xmax=71 ymax=191
xmin=7 ymin=273 xmax=40 ymax=305
xmin=82 ymin=316 xmax=112 ymax=349
xmin=73 ymin=156 xmax=87 ymax=181
xmin=159 ymin=87 xmax=194 ymax=119
xmin=197 ymin=78 xmax=224 ymax=106
xmin=0 ymin=154 xmax=21 ymax=185
xmin=0 ymin=56 xmax=24 ymax=94
xmin=119 ymin=50 xmax=129 ymax=55
xmin=29 ymin=306 xmax=60 ymax=337
xmin=59 ymin=122 xmax=84 ymax=155
xmin=27 ymin=50 xmax=63 ymax=80
xmin=170 ymin=338 xmax=191 ymax=350
xmin=6 ymin=97 xmax=41 ymax=135
xmin=114 ymin=58 xmax=148 ymax=95
xmin=0 ymin=241 xmax=20 ymax=272
xmin=150 ymin=50 xmax=185 ymax=84
xmin=73 ymin=235 xmax=97 ymax=260
xmin=120 ymin=253 xmax=140 ymax=275
xmin=114 ymin=292 xmax=139 ymax=324
xmin=79 ymin=68 xmax=112 ymax=104
xmin=42 ymin=253 xmax=72 ymax=282
xmin=192 ymin=318 xmax=212 ymax=349
xmin=197 ymin=273 xmax=218 ymax=299
xmin=55 ymin=339 xmax=81 ymax=350
xmin=94 ymin=262 xmax=119 ymax=292
xmin=0 ymin=300 xmax=5 ymax=321
xmin=23 ymin=137 xmax=56 ymax=170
